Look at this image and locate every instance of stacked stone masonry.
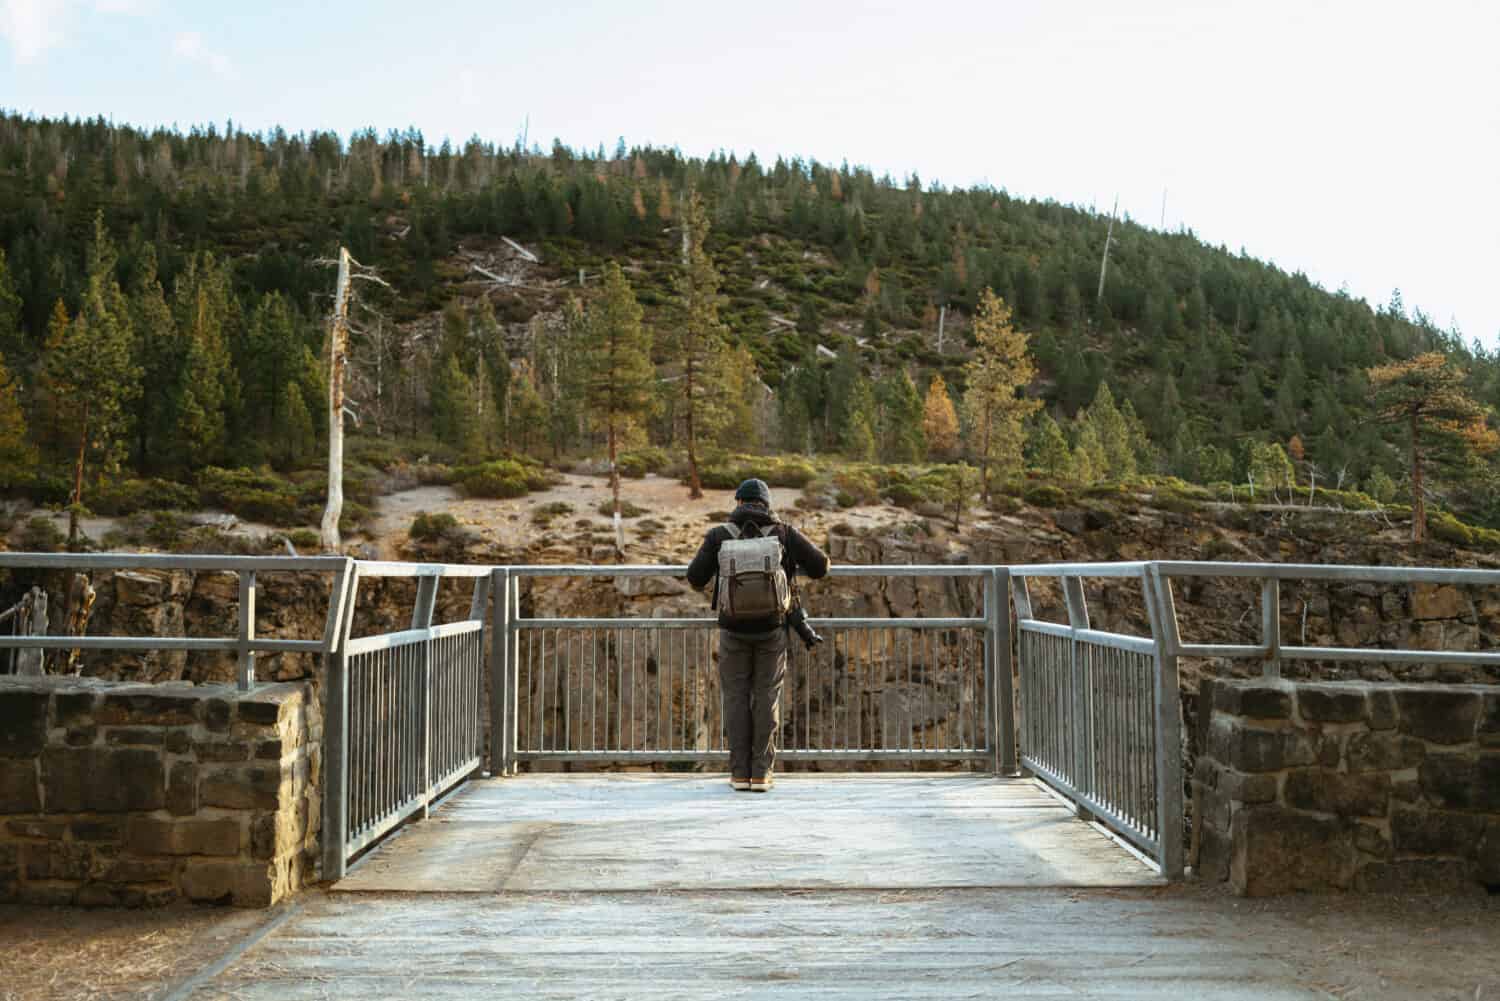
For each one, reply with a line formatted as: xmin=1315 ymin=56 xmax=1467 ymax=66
xmin=0 ymin=676 xmax=320 ymax=907
xmin=1193 ymin=677 xmax=1500 ymax=896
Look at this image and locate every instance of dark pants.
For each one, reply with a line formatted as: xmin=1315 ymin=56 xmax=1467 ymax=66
xmin=718 ymin=627 xmax=787 ymax=779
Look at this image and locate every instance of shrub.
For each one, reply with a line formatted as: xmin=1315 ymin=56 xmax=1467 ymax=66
xmin=198 ymin=467 xmax=302 ymax=525
xmin=886 ymin=481 xmax=931 ymax=509
xmin=91 ymin=478 xmax=200 ymax=516
xmin=288 ymin=528 xmax=321 ymax=550
xmin=531 ymin=501 xmax=574 ymax=527
xmin=1023 ymin=484 xmax=1069 ymax=508
xmin=17 ymin=515 xmax=66 ymax=552
xmin=597 ymin=499 xmax=648 ymax=519
xmin=832 ymin=469 xmax=880 ymax=507
xmin=410 ymin=511 xmax=461 ymax=541
xmin=452 ymin=457 xmax=554 ymax=499
xmin=618 ymin=447 xmax=671 ymax=478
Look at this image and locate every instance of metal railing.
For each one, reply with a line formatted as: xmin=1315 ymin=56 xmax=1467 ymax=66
xmin=12 ymin=550 xmax=1494 ymax=886
xmin=0 ymin=553 xmax=350 ymax=688
xmin=1010 ymin=562 xmax=1182 ymax=878
xmin=490 ymin=565 xmax=1015 ymax=773
xmin=323 ymin=561 xmax=491 ymax=878
xmin=1149 ymin=561 xmax=1500 ymax=676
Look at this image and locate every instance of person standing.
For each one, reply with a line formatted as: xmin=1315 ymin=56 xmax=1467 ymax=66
xmin=686 ymin=478 xmax=829 ymax=792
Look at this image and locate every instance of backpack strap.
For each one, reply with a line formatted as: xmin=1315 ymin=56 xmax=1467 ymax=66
xmin=711 ymin=523 xmax=740 ymax=611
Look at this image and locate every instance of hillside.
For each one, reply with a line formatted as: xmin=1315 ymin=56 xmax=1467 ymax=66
xmin=1 ymin=110 xmax=1498 ymax=534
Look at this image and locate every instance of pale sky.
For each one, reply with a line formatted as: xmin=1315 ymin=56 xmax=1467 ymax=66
xmin=4 ymin=0 xmax=1497 ymax=344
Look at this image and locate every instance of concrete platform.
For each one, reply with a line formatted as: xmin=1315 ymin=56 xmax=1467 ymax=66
xmin=334 ymin=774 xmax=1161 ymax=893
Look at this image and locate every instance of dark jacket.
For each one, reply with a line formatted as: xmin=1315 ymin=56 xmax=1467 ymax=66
xmin=686 ymin=502 xmax=830 ymax=634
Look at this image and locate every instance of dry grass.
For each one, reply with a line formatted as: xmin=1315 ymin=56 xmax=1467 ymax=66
xmin=0 ymin=904 xmax=262 ymax=1001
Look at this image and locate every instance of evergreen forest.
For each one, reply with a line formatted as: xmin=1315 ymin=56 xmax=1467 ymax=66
xmin=1 ymin=111 xmax=1498 ymax=545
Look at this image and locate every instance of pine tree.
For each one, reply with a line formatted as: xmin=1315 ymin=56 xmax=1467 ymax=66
xmin=0 ymin=248 xmax=24 ymax=373
xmin=173 ymin=253 xmax=236 ymax=469
xmin=580 ymin=262 xmax=655 ymax=546
xmin=1368 ymin=352 xmax=1499 ymax=542
xmin=922 ymin=373 xmax=959 ymax=460
xmin=963 ymin=289 xmax=1040 ymax=498
xmin=474 ymin=298 xmax=510 ymax=447
xmin=1365 ymin=466 xmax=1397 ymax=504
xmin=842 ymin=377 xmax=877 ymax=461
xmin=1027 ymin=412 xmax=1073 ymax=478
xmin=44 ymin=214 xmax=141 ymax=543
xmin=669 ymin=190 xmax=729 ymax=497
xmin=431 ymin=352 xmax=480 ymax=456
xmin=1072 ymin=420 xmax=1105 ymax=485
xmin=716 ymin=344 xmax=761 ymax=450
xmin=0 ymin=350 xmax=32 ymax=486
xmin=506 ymin=358 xmax=548 ymax=456
xmin=129 ymin=245 xmax=176 ymax=472
xmin=876 ymin=368 xmax=924 ymax=463
xmin=1078 ymin=383 xmax=1137 ymax=480
xmin=279 ymin=383 xmax=315 ymax=466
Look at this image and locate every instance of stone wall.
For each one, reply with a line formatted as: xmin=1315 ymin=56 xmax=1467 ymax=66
xmin=1193 ymin=677 xmax=1500 ymax=895
xmin=0 ymin=676 xmax=320 ymax=907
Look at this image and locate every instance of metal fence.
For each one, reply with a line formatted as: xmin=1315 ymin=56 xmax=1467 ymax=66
xmin=1010 ymin=563 xmax=1182 ymax=878
xmin=323 ymin=561 xmax=491 ymax=877
xmin=490 ymin=565 xmax=1015 ymax=772
xmin=12 ymin=550 xmax=1497 ymax=885
xmin=0 ymin=553 xmax=350 ymax=687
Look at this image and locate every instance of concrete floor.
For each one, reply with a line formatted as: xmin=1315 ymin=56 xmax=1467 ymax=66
xmin=333 ymin=774 xmax=1162 ymax=892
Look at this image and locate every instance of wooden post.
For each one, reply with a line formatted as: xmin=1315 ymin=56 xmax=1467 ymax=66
xmin=321 ymin=247 xmax=352 ymax=553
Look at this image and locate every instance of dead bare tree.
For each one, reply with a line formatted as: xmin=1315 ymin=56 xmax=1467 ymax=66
xmin=1096 ymin=195 xmax=1118 ymax=303
xmin=319 ymin=247 xmax=388 ymax=553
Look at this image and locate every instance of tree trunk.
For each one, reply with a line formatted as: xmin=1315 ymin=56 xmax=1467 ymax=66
xmin=68 ymin=403 xmax=90 ymax=547
xmin=1410 ymin=412 xmax=1425 ymax=543
xmin=685 ymin=356 xmax=702 ymax=499
xmin=978 ymin=403 xmax=992 ymax=502
xmin=321 ymin=247 xmax=352 ymax=553
xmin=609 ymin=422 xmax=623 ymax=555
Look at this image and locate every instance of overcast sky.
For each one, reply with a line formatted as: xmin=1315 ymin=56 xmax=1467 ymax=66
xmin=4 ymin=0 xmax=1497 ymax=343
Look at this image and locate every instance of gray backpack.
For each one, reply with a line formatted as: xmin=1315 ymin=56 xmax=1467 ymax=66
xmin=716 ymin=522 xmax=790 ymax=622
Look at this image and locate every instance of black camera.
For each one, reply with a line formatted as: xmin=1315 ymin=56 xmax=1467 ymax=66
xmin=786 ymin=600 xmax=823 ymax=649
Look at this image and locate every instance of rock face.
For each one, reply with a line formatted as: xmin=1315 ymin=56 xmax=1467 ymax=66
xmin=0 ymin=676 xmax=320 ymax=907
xmin=1194 ymin=678 xmax=1500 ymax=896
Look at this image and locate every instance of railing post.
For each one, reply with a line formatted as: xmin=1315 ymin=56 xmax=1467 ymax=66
xmin=322 ymin=564 xmax=360 ymax=883
xmin=490 ymin=567 xmax=510 ymax=776
xmin=1261 ymin=577 xmax=1281 ymax=678
xmin=1010 ymin=576 xmax=1034 ymax=778
xmin=1143 ymin=565 xmax=1185 ymax=880
xmin=415 ymin=574 xmax=436 ymax=819
xmin=236 ymin=570 xmax=256 ymax=690
xmin=1062 ymin=576 xmax=1093 ymax=815
xmin=996 ymin=567 xmax=1020 ymax=774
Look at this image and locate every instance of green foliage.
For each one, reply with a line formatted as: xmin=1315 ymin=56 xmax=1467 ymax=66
xmin=695 ymin=454 xmax=818 ymax=491
xmin=832 ymin=469 xmax=880 ymax=507
xmin=18 ymin=515 xmax=66 ymax=552
xmin=595 ymin=499 xmax=647 ymax=518
xmin=197 ymin=466 xmax=302 ymax=525
xmin=1023 ymin=483 xmax=1069 ymax=507
xmin=90 ymin=477 xmax=200 ymax=516
xmin=452 ymin=458 xmax=551 ymax=498
xmin=409 ymin=510 xmax=462 ymax=541
xmin=1365 ymin=466 xmax=1397 ymax=504
xmin=2 ymin=113 xmax=1498 ymax=531
xmin=531 ymin=501 xmax=574 ymax=526
xmin=617 ymin=447 xmax=671 ymax=478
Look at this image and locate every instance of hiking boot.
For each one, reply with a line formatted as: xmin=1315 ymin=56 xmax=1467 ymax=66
xmin=730 ymin=777 xmax=751 ymax=792
xmin=750 ymin=775 xmax=773 ymax=793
